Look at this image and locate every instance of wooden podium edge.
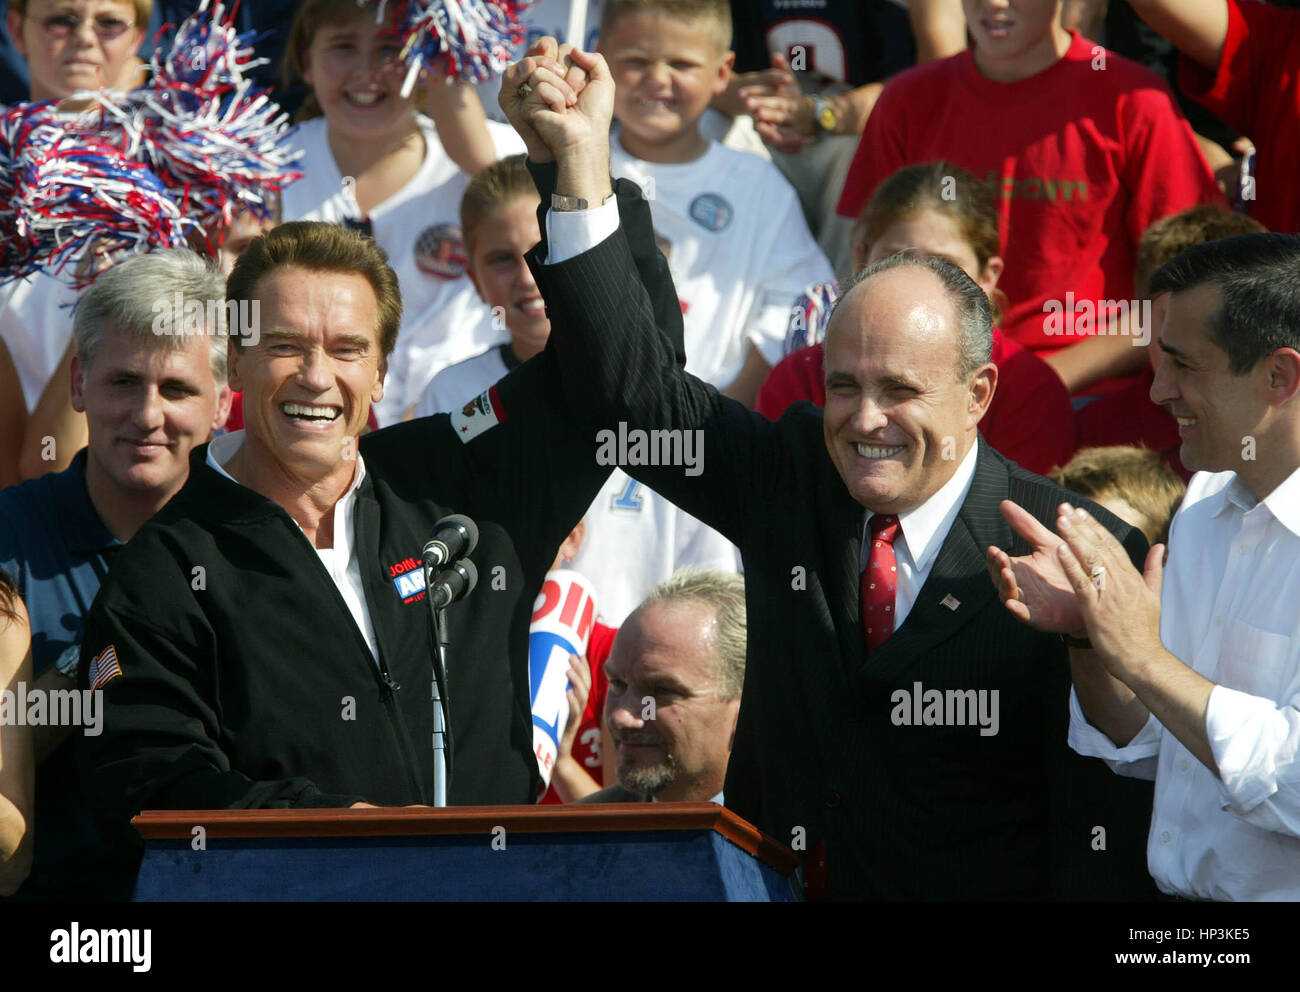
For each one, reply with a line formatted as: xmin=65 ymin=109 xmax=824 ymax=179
xmin=133 ymin=803 xmax=798 ymax=875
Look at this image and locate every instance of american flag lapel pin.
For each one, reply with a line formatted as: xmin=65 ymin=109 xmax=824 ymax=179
xmin=940 ymin=594 xmax=960 ymax=612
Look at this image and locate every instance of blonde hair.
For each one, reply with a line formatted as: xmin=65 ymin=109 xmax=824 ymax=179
xmin=637 ymin=568 xmax=746 ymax=700
xmin=1049 ymin=446 xmax=1186 ymax=545
xmin=600 ymin=0 xmax=732 ymax=52
xmin=1135 ymin=206 xmax=1268 ymax=299
xmin=460 ymin=155 xmax=538 ymax=257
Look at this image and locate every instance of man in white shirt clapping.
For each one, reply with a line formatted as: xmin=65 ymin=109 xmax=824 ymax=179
xmin=990 ymin=233 xmax=1300 ymax=900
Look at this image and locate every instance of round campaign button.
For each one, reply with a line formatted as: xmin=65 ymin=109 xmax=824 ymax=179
xmin=415 ymin=222 xmax=468 ymax=280
xmin=688 ymin=193 xmax=733 ymax=232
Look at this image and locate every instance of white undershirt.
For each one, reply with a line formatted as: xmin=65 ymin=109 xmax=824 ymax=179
xmin=206 ymin=431 xmax=381 ymax=665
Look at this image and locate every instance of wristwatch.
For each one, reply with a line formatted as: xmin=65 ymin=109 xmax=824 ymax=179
xmin=552 ymin=190 xmax=615 ymax=212
xmin=810 ymin=95 xmax=839 ymax=136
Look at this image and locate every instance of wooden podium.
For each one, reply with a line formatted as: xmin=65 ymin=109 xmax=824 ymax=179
xmin=131 ymin=803 xmax=800 ymax=901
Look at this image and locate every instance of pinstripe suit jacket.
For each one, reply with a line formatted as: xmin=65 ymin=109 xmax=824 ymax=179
xmin=527 ymin=171 xmax=1156 ymax=901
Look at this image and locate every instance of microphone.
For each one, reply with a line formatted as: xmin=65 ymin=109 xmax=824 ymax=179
xmin=422 ymin=514 xmax=479 ymax=570
xmin=428 ymin=559 xmax=478 ymax=610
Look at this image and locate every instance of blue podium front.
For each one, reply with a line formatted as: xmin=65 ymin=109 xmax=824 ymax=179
xmin=131 ymin=803 xmax=799 ymax=902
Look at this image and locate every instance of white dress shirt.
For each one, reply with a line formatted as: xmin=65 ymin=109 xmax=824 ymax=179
xmin=860 ymin=443 xmax=978 ymax=630
xmin=1069 ymin=465 xmax=1300 ymax=900
xmin=207 ymin=432 xmax=382 ymax=665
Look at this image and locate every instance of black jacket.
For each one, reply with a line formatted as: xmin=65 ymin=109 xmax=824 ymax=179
xmin=530 ymin=201 xmax=1157 ymax=900
xmin=76 ymin=171 xmax=685 ymax=854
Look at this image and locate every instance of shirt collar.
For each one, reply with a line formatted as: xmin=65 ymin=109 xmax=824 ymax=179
xmin=59 ymin=448 xmax=123 ymax=555
xmin=863 ymin=441 xmax=980 ymax=573
xmin=206 ymin=430 xmax=368 ymax=503
xmin=1204 ymin=463 xmax=1300 ymax=539
xmin=1265 ymin=464 xmax=1300 ymax=537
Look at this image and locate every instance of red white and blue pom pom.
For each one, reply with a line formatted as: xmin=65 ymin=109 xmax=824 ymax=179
xmin=151 ymin=0 xmax=267 ymax=107
xmin=131 ymin=0 xmax=301 ymax=231
xmin=785 ymin=280 xmax=842 ymax=354
xmin=390 ymin=0 xmax=535 ymax=93
xmin=0 ymin=102 xmax=189 ymax=291
xmin=0 ymin=0 xmax=301 ymax=290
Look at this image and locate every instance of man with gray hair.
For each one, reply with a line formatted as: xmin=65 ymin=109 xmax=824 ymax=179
xmin=0 ymin=247 xmax=231 ymax=899
xmin=581 ymin=569 xmax=746 ymax=804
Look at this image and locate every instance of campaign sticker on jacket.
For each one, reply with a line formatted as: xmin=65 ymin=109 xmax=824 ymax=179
xmin=387 ymin=556 xmax=428 ymax=604
xmin=414 ymin=222 xmax=467 ymax=280
xmin=450 ymin=385 xmax=505 ymax=443
xmin=688 ymin=193 xmax=733 ymax=232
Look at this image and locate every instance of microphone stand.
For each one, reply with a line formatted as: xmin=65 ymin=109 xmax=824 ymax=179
xmin=424 ymin=560 xmax=452 ymax=807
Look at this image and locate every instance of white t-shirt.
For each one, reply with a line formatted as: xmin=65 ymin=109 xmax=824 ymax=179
xmin=0 ymin=273 xmax=77 ymax=412
xmin=280 ymin=114 xmax=525 ymax=425
xmin=415 ymin=343 xmax=740 ymax=625
xmin=609 ymin=133 xmax=833 ymax=387
xmin=415 ymin=344 xmax=511 ymax=420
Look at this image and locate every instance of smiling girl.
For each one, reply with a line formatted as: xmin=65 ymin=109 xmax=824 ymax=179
xmin=280 ymin=0 xmax=525 ymax=426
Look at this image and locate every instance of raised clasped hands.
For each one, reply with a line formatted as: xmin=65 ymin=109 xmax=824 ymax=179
xmin=500 ymin=37 xmax=615 ymax=171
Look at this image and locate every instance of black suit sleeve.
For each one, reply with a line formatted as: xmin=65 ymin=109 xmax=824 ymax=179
xmin=524 ymin=175 xmax=805 ymax=548
xmin=364 ymin=165 xmax=694 ymax=582
xmin=523 ymin=159 xmax=687 ymax=369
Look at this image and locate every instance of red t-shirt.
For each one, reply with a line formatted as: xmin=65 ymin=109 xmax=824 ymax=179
xmin=538 ymin=620 xmax=616 ymax=805
xmin=836 ymin=31 xmax=1224 ymax=354
xmin=755 ymin=331 xmax=1076 ymax=476
xmin=1179 ymin=0 xmax=1300 ymax=233
xmin=1074 ymin=364 xmax=1190 ymax=481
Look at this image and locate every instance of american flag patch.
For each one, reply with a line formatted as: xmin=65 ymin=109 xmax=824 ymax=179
xmin=89 ymin=644 xmax=122 ymax=690
xmin=450 ymin=385 xmax=505 ymax=444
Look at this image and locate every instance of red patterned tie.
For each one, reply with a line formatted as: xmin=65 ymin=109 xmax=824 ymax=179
xmin=861 ymin=514 xmax=900 ymax=655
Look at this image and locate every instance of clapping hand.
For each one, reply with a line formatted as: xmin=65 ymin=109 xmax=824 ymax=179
xmin=986 ymin=499 xmax=1090 ymax=635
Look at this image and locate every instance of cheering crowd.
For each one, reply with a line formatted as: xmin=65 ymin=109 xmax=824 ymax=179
xmin=1 ymin=0 xmax=1300 ymax=902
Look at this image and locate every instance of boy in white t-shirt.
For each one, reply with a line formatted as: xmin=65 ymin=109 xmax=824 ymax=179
xmin=599 ymin=0 xmax=832 ymax=407
xmin=417 ymin=155 xmax=739 ymax=623
xmin=279 ymin=0 xmax=526 ymax=425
